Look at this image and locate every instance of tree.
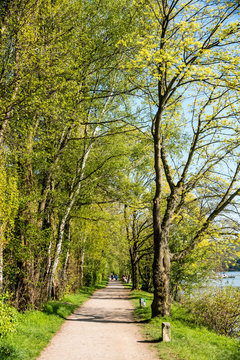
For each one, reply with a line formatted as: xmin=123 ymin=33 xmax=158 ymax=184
xmin=121 ymin=0 xmax=240 ymax=316
xmin=0 ymin=0 xmax=140 ymax=307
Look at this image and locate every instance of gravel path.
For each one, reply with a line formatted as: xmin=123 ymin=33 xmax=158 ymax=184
xmin=37 ymin=281 xmax=159 ymax=360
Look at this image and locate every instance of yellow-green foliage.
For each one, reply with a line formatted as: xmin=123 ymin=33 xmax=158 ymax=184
xmin=0 ymin=293 xmax=18 ymax=337
xmin=0 ymin=152 xmax=19 ymax=244
xmin=119 ymin=0 xmax=240 ymax=85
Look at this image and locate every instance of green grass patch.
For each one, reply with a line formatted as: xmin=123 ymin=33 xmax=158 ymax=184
xmin=0 ymin=282 xmax=107 ymax=360
xmin=129 ymin=289 xmax=240 ymax=360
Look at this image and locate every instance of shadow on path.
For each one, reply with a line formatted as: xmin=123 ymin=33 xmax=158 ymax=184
xmin=66 ymin=281 xmax=137 ymax=325
xmin=37 ymin=280 xmax=159 ymax=360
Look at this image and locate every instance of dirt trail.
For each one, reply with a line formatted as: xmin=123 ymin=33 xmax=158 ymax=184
xmin=37 ymin=281 xmax=158 ymax=360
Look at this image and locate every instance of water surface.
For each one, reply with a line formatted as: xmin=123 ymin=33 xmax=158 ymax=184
xmin=213 ymin=271 xmax=240 ymax=288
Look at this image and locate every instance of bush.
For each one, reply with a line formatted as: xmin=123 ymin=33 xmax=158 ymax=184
xmin=183 ymin=286 xmax=240 ymax=337
xmin=0 ymin=293 xmax=18 ymax=337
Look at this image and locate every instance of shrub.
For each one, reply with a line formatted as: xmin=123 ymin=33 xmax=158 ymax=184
xmin=183 ymin=286 xmax=240 ymax=337
xmin=0 ymin=293 xmax=18 ymax=337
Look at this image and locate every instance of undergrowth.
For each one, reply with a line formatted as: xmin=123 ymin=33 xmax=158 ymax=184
xmin=129 ymin=289 xmax=240 ymax=360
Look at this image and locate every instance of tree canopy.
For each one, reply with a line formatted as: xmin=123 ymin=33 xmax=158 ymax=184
xmin=0 ymin=0 xmax=240 ymax=317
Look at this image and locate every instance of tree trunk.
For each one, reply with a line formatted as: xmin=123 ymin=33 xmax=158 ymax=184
xmin=48 ymin=218 xmax=66 ymax=299
xmin=151 ymin=103 xmax=172 ymax=317
xmin=130 ymin=251 xmax=140 ymax=290
xmin=151 ymin=234 xmax=171 ymax=317
xmin=79 ymin=249 xmax=85 ymax=287
xmin=151 ymin=160 xmax=173 ymax=317
xmin=62 ymin=223 xmax=71 ymax=286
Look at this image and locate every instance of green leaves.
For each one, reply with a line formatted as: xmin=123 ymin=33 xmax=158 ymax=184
xmin=184 ymin=286 xmax=240 ymax=337
xmin=0 ymin=292 xmax=18 ymax=338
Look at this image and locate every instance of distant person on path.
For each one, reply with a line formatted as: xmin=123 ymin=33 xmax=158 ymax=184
xmin=115 ymin=274 xmax=118 ymax=281
xmin=111 ymin=273 xmax=114 ymax=280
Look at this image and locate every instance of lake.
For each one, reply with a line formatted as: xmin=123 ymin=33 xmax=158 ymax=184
xmin=212 ymin=271 xmax=240 ymax=288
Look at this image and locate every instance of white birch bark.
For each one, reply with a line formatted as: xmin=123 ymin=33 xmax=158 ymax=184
xmin=46 ymin=240 xmax=52 ymax=276
xmin=63 ymin=225 xmax=71 ymax=281
xmin=79 ymin=236 xmax=86 ymax=286
xmin=48 ymin=141 xmax=94 ymax=297
xmin=80 ymin=249 xmax=85 ymax=285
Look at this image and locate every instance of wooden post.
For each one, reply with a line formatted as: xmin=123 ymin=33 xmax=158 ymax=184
xmin=162 ymin=322 xmax=171 ymax=342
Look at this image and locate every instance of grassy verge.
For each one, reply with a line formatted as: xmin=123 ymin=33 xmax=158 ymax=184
xmin=129 ymin=289 xmax=240 ymax=360
xmin=0 ymin=282 xmax=107 ymax=360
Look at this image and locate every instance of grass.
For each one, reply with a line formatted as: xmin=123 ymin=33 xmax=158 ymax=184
xmin=0 ymin=282 xmax=107 ymax=360
xmin=129 ymin=289 xmax=240 ymax=360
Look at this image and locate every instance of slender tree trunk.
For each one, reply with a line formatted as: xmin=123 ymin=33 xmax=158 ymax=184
xmin=130 ymin=251 xmax=136 ymax=289
xmin=48 ymin=214 xmax=68 ymax=298
xmin=63 ymin=224 xmax=71 ymax=282
xmin=125 ymin=206 xmax=140 ymax=290
xmin=46 ymin=240 xmax=53 ymax=277
xmin=130 ymin=249 xmax=140 ymax=290
xmin=133 ymin=260 xmax=139 ymax=290
xmin=79 ymin=245 xmax=85 ymax=287
xmin=132 ymin=211 xmax=140 ymax=289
